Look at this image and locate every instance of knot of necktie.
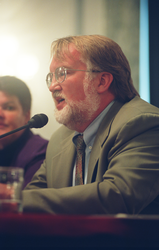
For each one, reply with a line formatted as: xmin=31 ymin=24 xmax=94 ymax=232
xmin=76 ymin=134 xmax=85 ymax=152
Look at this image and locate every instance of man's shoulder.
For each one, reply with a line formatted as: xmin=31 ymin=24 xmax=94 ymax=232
xmin=50 ymin=125 xmax=74 ymax=143
xmin=122 ymin=96 xmax=159 ymax=113
xmin=116 ymin=96 xmax=159 ymax=121
xmin=110 ymin=96 xmax=159 ymax=134
xmin=98 ymin=96 xmax=159 ymax=138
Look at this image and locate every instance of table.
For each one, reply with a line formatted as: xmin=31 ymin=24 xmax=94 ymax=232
xmin=0 ymin=213 xmax=159 ymax=249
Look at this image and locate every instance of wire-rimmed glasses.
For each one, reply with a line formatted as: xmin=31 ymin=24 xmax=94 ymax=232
xmin=46 ymin=67 xmax=101 ymax=88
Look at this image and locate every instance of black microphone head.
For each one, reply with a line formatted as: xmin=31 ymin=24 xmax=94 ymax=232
xmin=28 ymin=114 xmax=48 ymax=128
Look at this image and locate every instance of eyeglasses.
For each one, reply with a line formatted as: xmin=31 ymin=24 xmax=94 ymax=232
xmin=46 ymin=66 xmax=101 ymax=88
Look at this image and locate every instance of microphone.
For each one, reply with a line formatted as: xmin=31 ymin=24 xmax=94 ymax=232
xmin=0 ymin=113 xmax=48 ymax=139
xmin=27 ymin=114 xmax=48 ymax=128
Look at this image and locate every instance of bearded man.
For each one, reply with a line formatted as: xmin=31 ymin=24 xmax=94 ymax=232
xmin=23 ymin=35 xmax=159 ymax=215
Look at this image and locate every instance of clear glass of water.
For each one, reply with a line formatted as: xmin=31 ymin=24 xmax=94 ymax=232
xmin=0 ymin=167 xmax=24 ymax=213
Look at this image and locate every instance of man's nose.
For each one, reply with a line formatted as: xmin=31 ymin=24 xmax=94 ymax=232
xmin=49 ymin=79 xmax=62 ymax=92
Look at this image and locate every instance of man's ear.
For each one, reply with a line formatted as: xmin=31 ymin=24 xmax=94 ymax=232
xmin=97 ymin=72 xmax=113 ymax=94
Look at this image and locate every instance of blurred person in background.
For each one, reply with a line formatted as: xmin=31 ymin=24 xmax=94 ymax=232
xmin=0 ymin=76 xmax=48 ymax=188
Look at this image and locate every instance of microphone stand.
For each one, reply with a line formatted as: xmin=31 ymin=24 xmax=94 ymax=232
xmin=0 ymin=114 xmax=48 ymax=139
xmin=0 ymin=124 xmax=29 ymax=139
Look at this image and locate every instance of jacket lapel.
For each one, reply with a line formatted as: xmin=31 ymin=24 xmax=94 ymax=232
xmin=87 ymin=100 xmax=124 ymax=183
xmin=51 ymin=131 xmax=76 ymax=188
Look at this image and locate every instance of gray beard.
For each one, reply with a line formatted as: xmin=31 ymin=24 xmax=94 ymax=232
xmin=54 ymin=81 xmax=100 ymax=130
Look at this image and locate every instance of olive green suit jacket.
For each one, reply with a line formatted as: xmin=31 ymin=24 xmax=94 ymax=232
xmin=23 ymin=96 xmax=159 ymax=215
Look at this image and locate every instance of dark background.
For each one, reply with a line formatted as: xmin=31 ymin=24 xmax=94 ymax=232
xmin=149 ymin=0 xmax=159 ymax=107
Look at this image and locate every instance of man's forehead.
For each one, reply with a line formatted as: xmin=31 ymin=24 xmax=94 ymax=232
xmin=53 ymin=43 xmax=81 ymax=61
xmin=50 ymin=43 xmax=88 ymax=71
xmin=68 ymin=43 xmax=80 ymax=56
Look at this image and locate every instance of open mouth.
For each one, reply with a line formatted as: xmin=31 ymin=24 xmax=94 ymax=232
xmin=53 ymin=92 xmax=66 ymax=108
xmin=55 ymin=97 xmax=66 ymax=109
xmin=58 ymin=98 xmax=65 ymax=103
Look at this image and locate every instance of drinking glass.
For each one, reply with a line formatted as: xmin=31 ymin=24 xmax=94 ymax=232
xmin=0 ymin=167 xmax=24 ymax=213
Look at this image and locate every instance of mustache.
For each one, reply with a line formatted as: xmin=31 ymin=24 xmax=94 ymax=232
xmin=53 ymin=91 xmax=68 ymax=103
xmin=53 ymin=91 xmax=64 ymax=99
